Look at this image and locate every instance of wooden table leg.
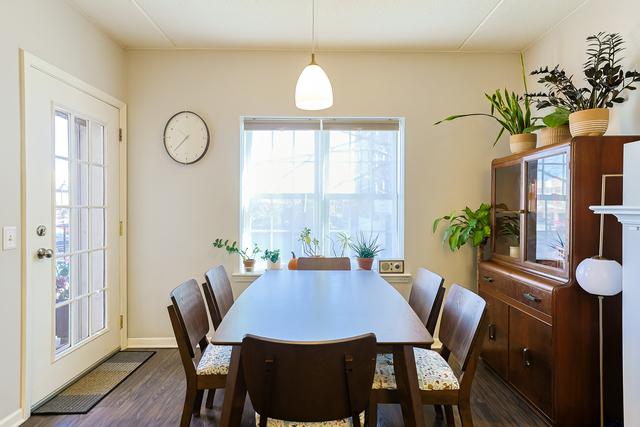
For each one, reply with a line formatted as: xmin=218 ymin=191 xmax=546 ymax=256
xmin=220 ymin=346 xmax=246 ymax=427
xmin=393 ymin=345 xmax=425 ymax=426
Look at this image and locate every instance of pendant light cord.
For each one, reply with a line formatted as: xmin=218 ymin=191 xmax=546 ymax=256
xmin=311 ymin=0 xmax=316 ymax=60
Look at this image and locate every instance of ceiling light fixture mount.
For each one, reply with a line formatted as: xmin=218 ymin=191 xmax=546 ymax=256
xmin=295 ymin=0 xmax=333 ymax=110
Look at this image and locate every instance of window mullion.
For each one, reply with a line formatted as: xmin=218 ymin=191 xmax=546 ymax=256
xmin=317 ymin=121 xmax=328 ymax=255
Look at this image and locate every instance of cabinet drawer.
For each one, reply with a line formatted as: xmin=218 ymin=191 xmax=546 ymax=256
xmin=479 ymin=291 xmax=509 ymax=380
xmin=511 ymin=280 xmax=552 ymax=315
xmin=478 ymin=267 xmax=512 ymax=297
xmin=509 ymin=309 xmax=552 ymax=417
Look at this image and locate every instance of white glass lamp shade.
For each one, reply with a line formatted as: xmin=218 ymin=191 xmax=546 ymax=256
xmin=575 ymin=257 xmax=622 ymax=296
xmin=295 ymin=55 xmax=333 ymax=111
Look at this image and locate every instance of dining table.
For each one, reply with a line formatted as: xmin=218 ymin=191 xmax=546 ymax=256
xmin=210 ymin=269 xmax=433 ymax=426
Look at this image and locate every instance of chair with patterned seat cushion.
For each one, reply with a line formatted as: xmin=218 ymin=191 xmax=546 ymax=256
xmin=368 ymin=284 xmax=487 ymax=427
xmin=241 ymin=333 xmax=377 ymax=427
xmin=168 ymin=279 xmax=231 ymax=427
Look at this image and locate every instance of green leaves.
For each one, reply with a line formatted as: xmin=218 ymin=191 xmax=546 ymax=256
xmin=261 ymin=249 xmax=280 ymax=263
xmin=349 ymin=232 xmax=383 ymax=259
xmin=542 ymin=107 xmax=570 ymax=128
xmin=213 ymin=238 xmax=261 ymax=261
xmin=432 ymin=203 xmax=492 ymax=252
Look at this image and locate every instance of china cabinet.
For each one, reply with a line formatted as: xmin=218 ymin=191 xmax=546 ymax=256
xmin=479 ymin=136 xmax=638 ymax=425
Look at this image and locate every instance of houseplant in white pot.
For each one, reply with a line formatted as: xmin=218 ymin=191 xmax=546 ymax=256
xmin=435 ymin=55 xmax=543 ymax=154
xmin=213 ymin=238 xmax=261 ymax=272
xmin=498 ymin=212 xmax=520 ymax=259
xmin=530 ymin=32 xmax=640 ymax=137
xmin=350 ymin=233 xmax=382 ymax=270
xmin=262 ymin=249 xmax=281 ymax=270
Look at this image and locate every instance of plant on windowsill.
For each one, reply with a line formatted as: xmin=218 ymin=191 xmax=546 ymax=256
xmin=298 ymin=227 xmax=321 ymax=257
xmin=261 ymin=249 xmax=281 ymax=270
xmin=330 ymin=232 xmax=351 ymax=257
xmin=432 ymin=203 xmax=492 ymax=264
xmin=497 ymin=212 xmax=520 ymax=259
xmin=529 ymin=32 xmax=640 ymax=137
xmin=435 ymin=54 xmax=543 ymax=154
xmin=213 ymin=238 xmax=261 ymax=272
xmin=350 ymin=232 xmax=383 ymax=271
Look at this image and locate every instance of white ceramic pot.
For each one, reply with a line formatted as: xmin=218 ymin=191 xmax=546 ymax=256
xmin=509 ymin=246 xmax=521 ymax=259
xmin=267 ymin=260 xmax=281 ymax=270
xmin=539 ymin=125 xmax=571 ymax=146
xmin=569 ymin=108 xmax=609 ymax=136
xmin=509 ymin=133 xmax=537 ymax=154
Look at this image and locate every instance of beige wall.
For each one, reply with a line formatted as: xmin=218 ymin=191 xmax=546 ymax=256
xmin=126 ymin=49 xmax=519 ymax=340
xmin=0 ymin=0 xmax=125 ymax=422
xmin=525 ymin=0 xmax=640 ymax=134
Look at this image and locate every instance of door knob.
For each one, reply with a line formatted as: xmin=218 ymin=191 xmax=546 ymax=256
xmin=36 ymin=248 xmax=54 ymax=259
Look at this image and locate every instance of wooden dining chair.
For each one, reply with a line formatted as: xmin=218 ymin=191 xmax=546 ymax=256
xmin=242 ymin=333 xmax=377 ymax=427
xmin=167 ymin=279 xmax=232 ymax=427
xmin=369 ymin=284 xmax=487 ymax=427
xmin=202 ymin=265 xmax=234 ymax=329
xmin=296 ymin=257 xmax=351 ymax=270
xmin=408 ymin=267 xmax=446 ymax=335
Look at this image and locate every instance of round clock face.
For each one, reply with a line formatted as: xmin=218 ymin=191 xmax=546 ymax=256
xmin=163 ymin=111 xmax=210 ymax=164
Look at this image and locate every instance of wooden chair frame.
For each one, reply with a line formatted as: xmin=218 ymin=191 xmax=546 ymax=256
xmin=296 ymin=257 xmax=351 ymax=270
xmin=408 ymin=267 xmax=446 ymax=336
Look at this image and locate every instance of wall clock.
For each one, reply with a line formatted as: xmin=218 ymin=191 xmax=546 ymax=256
xmin=163 ymin=111 xmax=210 ymax=164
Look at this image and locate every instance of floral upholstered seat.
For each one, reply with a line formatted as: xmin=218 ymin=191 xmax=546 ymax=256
xmin=196 ymin=344 xmax=232 ymax=376
xmin=255 ymin=412 xmax=365 ymax=427
xmin=372 ymin=348 xmax=459 ymax=391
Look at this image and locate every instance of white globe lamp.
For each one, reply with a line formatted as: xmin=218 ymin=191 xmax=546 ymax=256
xmin=295 ymin=54 xmax=333 ymax=111
xmin=575 ymin=256 xmax=622 ymax=296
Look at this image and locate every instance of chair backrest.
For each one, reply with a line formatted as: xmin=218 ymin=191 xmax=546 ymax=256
xmin=296 ymin=257 xmax=351 ymax=271
xmin=408 ymin=267 xmax=445 ymax=335
xmin=242 ymin=334 xmax=376 ymax=425
xmin=438 ymin=284 xmax=487 ymax=373
xmin=168 ymin=279 xmax=210 ymax=361
xmin=203 ymin=265 xmax=234 ymax=329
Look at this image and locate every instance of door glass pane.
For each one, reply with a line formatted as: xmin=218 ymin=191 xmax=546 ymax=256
xmin=90 ymin=166 xmax=104 ymax=206
xmin=55 ymin=304 xmax=71 ymax=352
xmin=73 ymin=163 xmax=88 ymax=206
xmin=55 ymin=158 xmax=70 ymax=205
xmin=74 ymin=298 xmax=90 ymax=344
xmin=71 ymin=208 xmax=89 ymax=251
xmin=525 ymin=153 xmax=569 ymax=270
xmin=55 ymin=257 xmax=71 ymax=303
xmin=55 ymin=208 xmax=70 ymax=255
xmin=73 ymin=117 xmax=88 ymax=161
xmin=91 ymin=209 xmax=104 ymax=249
xmin=91 ymin=122 xmax=104 ymax=164
xmin=55 ymin=111 xmax=70 ymax=158
xmin=91 ymin=250 xmax=105 ymax=290
xmin=73 ymin=253 xmax=89 ymax=297
xmin=91 ymin=291 xmax=106 ymax=333
xmin=494 ymin=164 xmax=522 ymax=258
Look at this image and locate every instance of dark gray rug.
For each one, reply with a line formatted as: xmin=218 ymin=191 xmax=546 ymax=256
xmin=32 ymin=351 xmax=155 ymax=415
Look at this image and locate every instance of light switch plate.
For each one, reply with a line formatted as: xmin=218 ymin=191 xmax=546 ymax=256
xmin=3 ymin=226 xmax=17 ymax=250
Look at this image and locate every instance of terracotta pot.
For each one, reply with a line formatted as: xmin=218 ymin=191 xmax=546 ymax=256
xmin=539 ymin=126 xmax=571 ymax=146
xmin=569 ymin=108 xmax=609 ymax=136
xmin=356 ymin=257 xmax=374 ymax=270
xmin=267 ymin=260 xmax=281 ymax=270
xmin=509 ymin=133 xmax=537 ymax=154
xmin=243 ymin=259 xmax=256 ymax=272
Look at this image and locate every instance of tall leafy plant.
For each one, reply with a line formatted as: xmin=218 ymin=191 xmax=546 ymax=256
xmin=213 ymin=238 xmax=261 ymax=261
xmin=435 ymin=54 xmax=542 ymax=145
xmin=432 ymin=203 xmax=492 ymax=251
xmin=529 ymin=32 xmax=640 ymax=111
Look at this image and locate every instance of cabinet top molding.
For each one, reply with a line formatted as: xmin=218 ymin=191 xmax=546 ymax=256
xmin=590 ymin=205 xmax=640 ymax=227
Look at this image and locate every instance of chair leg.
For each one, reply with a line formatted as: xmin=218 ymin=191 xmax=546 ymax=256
xmin=192 ymin=389 xmax=204 ymax=416
xmin=434 ymin=404 xmax=444 ymax=418
xmin=205 ymin=389 xmax=216 ymax=409
xmin=444 ymin=405 xmax=455 ymax=427
xmin=367 ymin=400 xmax=377 ymax=427
xmin=458 ymin=401 xmax=473 ymax=427
xmin=180 ymin=386 xmax=197 ymax=427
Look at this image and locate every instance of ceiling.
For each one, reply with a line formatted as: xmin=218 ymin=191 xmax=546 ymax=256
xmin=68 ymin=0 xmax=587 ymax=52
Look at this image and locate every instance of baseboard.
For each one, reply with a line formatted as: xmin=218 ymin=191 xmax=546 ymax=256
xmin=0 ymin=409 xmax=24 ymax=427
xmin=127 ymin=337 xmax=176 ymax=348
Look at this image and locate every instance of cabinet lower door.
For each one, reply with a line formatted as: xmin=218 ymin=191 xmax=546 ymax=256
xmin=509 ymin=308 xmax=553 ymax=417
xmin=480 ymin=291 xmax=509 ymax=379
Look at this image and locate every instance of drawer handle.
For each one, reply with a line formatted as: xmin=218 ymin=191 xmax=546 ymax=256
xmin=523 ymin=292 xmax=541 ymax=303
xmin=522 ymin=348 xmax=532 ymax=367
xmin=482 ymin=275 xmax=494 ymax=283
xmin=488 ymin=324 xmax=497 ymax=341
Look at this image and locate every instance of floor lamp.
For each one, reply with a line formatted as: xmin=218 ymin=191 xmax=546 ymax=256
xmin=575 ymin=174 xmax=623 ymax=427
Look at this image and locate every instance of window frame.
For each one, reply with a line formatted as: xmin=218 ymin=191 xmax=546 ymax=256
xmin=239 ymin=116 xmax=405 ymax=271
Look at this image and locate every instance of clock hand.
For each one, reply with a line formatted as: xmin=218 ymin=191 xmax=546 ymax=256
xmin=173 ymin=134 xmax=190 ymax=151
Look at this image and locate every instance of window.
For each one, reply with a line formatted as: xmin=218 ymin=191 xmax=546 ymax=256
xmin=241 ymin=117 xmax=404 ymax=269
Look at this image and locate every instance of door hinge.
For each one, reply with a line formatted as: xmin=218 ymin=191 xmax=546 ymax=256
xmin=119 ymin=128 xmax=123 ymax=142
xmin=119 ymin=221 xmax=124 ymax=236
xmin=120 ymin=315 xmax=124 ymax=329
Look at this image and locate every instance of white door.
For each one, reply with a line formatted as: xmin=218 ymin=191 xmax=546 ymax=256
xmin=24 ymin=60 xmax=122 ymax=406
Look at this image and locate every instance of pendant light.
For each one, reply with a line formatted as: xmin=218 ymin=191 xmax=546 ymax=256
xmin=295 ymin=0 xmax=333 ymax=110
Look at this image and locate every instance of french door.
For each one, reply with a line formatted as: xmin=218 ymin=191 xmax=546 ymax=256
xmin=23 ymin=56 xmax=123 ymax=407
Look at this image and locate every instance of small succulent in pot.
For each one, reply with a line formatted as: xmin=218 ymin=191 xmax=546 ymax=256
xmin=213 ymin=238 xmax=261 ymax=271
xmin=349 ymin=233 xmax=383 ymax=270
xmin=261 ymin=249 xmax=281 ymax=270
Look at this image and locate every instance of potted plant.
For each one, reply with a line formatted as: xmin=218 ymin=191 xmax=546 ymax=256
xmin=262 ymin=249 xmax=281 ymax=270
xmin=349 ymin=232 xmax=383 ymax=270
xmin=432 ymin=203 xmax=492 ymax=265
xmin=435 ymin=54 xmax=543 ymax=154
xmin=213 ymin=238 xmax=261 ymax=272
xmin=330 ymin=232 xmax=351 ymax=257
xmin=529 ymin=32 xmax=640 ymax=137
xmin=497 ymin=212 xmax=520 ymax=258
xmin=298 ymin=227 xmax=321 ymax=257
xmin=539 ymin=107 xmax=572 ymax=146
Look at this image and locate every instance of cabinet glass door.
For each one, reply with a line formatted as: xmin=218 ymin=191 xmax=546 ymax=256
xmin=525 ymin=152 xmax=569 ymax=271
xmin=494 ymin=164 xmax=522 ymax=259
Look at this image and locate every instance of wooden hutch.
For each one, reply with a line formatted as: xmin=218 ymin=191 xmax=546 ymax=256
xmin=479 ymin=136 xmax=638 ymax=425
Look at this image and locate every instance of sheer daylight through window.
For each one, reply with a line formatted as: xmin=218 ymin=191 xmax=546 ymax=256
xmin=241 ymin=118 xmax=404 ymax=269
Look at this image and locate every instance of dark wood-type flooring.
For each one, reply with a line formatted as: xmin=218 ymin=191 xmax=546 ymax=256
xmin=23 ymin=349 xmax=549 ymax=427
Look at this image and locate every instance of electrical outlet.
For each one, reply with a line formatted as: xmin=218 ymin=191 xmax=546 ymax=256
xmin=3 ymin=226 xmax=17 ymax=250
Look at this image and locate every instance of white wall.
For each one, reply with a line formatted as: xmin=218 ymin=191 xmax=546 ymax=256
xmin=126 ymin=49 xmax=519 ymax=340
xmin=525 ymin=0 xmax=640 ymax=134
xmin=0 ymin=0 xmax=125 ymax=422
